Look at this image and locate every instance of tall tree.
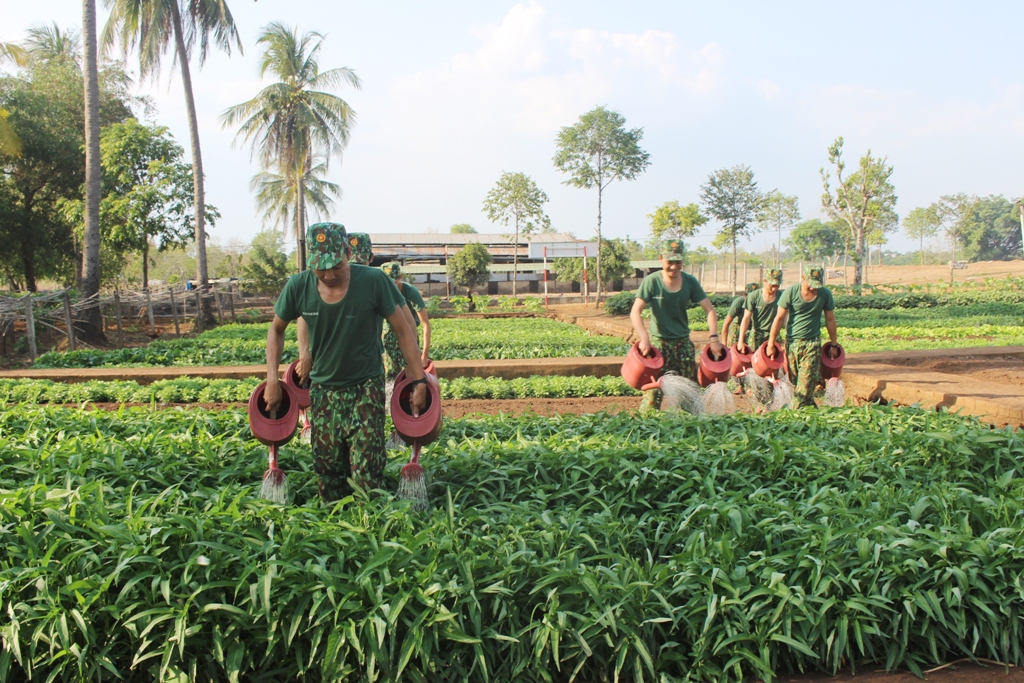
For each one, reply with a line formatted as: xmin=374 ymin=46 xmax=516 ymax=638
xmin=99 ymin=118 xmax=211 ymax=285
xmin=446 ymin=242 xmax=491 ymax=312
xmin=553 ymin=106 xmax=650 ymax=303
xmin=699 ymin=164 xmax=765 ymax=292
xmin=103 ymin=0 xmax=242 ymax=321
xmin=24 ymin=23 xmax=82 ymax=65
xmin=222 ymin=22 xmax=360 ymax=271
xmin=647 ymin=201 xmax=707 ymax=241
xmin=450 ymin=223 xmax=477 ymax=234
xmin=821 ymin=136 xmax=897 ymax=286
xmin=482 ymin=171 xmax=550 ymax=296
xmin=758 ymin=191 xmax=800 ymax=267
xmin=902 ymin=206 xmax=940 ymax=265
xmin=959 ymin=195 xmax=1022 ymax=261
xmin=785 ymin=219 xmax=845 ymax=264
xmin=83 ymin=0 xmax=104 ymax=341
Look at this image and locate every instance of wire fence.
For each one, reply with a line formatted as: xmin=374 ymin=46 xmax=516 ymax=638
xmin=0 ymin=282 xmax=268 ymax=360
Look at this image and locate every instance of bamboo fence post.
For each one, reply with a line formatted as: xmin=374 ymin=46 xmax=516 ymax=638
xmin=194 ymin=291 xmax=203 ymax=333
xmin=24 ymin=294 xmax=37 ymax=361
xmin=169 ymin=287 xmax=180 ymax=335
xmin=113 ymin=292 xmax=124 ymax=347
xmin=227 ymin=284 xmax=237 ymax=322
xmin=214 ymin=287 xmax=224 ymax=325
xmin=62 ymin=290 xmax=76 ymax=351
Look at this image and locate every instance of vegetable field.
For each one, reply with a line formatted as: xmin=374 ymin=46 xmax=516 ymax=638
xmin=3 ymin=404 xmax=1024 ymax=681
xmin=0 ymin=374 xmax=639 ymax=405
xmin=32 ymin=319 xmax=629 ymax=369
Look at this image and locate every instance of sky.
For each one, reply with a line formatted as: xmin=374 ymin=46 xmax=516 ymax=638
xmin=5 ymin=1 xmax=1024 ymax=254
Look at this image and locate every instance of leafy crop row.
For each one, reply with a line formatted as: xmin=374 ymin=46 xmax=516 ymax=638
xmin=33 ymin=319 xmax=629 ymax=369
xmin=2 ymin=405 xmax=1024 ymax=681
xmin=0 ymin=374 xmax=639 ymax=405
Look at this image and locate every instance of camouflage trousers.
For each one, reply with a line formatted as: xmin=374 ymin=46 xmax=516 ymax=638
xmin=382 ymin=324 xmax=404 ymax=383
xmin=726 ymin=326 xmax=757 ymax=349
xmin=309 ymin=376 xmax=386 ymax=502
xmin=640 ymin=337 xmax=697 ymax=411
xmin=786 ymin=338 xmax=822 ymax=408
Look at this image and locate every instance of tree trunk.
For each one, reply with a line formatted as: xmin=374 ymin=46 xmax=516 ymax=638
xmin=853 ymin=224 xmax=865 ymax=286
xmin=297 ymin=158 xmax=307 ymax=270
xmin=170 ymin=0 xmax=213 ymax=325
xmin=731 ymin=233 xmax=738 ymax=294
xmin=920 ymin=234 xmax=924 ymax=266
xmin=512 ymin=216 xmax=519 ymax=297
xmin=595 ymin=182 xmax=603 ymax=305
xmin=74 ymin=238 xmax=83 ymax=291
xmin=80 ymin=0 xmax=105 ymax=342
xmin=21 ymin=243 xmax=37 ymax=293
xmin=467 ymin=288 xmax=475 ymax=312
xmin=142 ymin=241 xmax=149 ymax=287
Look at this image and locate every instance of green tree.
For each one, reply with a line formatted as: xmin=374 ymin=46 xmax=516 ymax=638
xmin=902 ymin=206 xmax=940 ymax=265
xmin=103 ymin=0 xmax=243 ymax=317
xmin=0 ymin=44 xmax=27 ymax=157
xmin=24 ymin=23 xmax=82 ymax=65
xmin=241 ymin=228 xmax=291 ymax=297
xmin=222 ymin=22 xmax=360 ymax=271
xmin=553 ymin=238 xmax=632 ymax=289
xmin=821 ymin=136 xmax=897 ymax=286
xmin=482 ymin=171 xmax=550 ymax=296
xmin=99 ymin=118 xmax=213 ymax=285
xmin=553 ymin=105 xmax=650 ymax=303
xmin=758 ymin=191 xmax=800 ymax=267
xmin=450 ymin=223 xmax=477 ymax=234
xmin=959 ymin=196 xmax=1022 ymax=261
xmin=647 ymin=201 xmax=707 ymax=241
xmin=700 ymin=164 xmax=765 ymax=292
xmin=250 ymin=156 xmax=339 ymax=233
xmin=785 ymin=219 xmax=844 ymax=264
xmin=0 ymin=43 xmax=133 ymax=291
xmin=446 ymin=241 xmax=491 ymax=311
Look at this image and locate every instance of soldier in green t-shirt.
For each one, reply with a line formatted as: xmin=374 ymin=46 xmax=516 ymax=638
xmin=722 ymin=282 xmax=759 ymax=348
xmin=737 ymin=268 xmax=783 ymax=353
xmin=766 ymin=265 xmax=839 ymax=408
xmin=265 ymin=223 xmax=428 ymax=502
xmin=630 ymin=239 xmax=724 ymax=411
xmin=382 ymin=262 xmax=432 ymax=379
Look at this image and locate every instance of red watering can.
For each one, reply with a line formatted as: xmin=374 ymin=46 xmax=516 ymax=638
xmin=621 ymin=342 xmax=664 ymax=390
xmin=752 ymin=341 xmax=786 ymax=379
xmin=395 ymin=361 xmax=437 ymax=387
xmin=391 ymin=375 xmax=443 ymax=446
xmin=283 ymin=360 xmax=311 ymax=409
xmin=697 ymin=344 xmax=733 ymax=387
xmin=730 ymin=343 xmax=753 ymax=377
xmin=820 ymin=342 xmax=845 ymax=379
xmin=248 ymin=381 xmax=299 ymax=447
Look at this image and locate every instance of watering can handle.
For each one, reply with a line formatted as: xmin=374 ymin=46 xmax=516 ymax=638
xmin=640 ymin=380 xmax=661 ymax=392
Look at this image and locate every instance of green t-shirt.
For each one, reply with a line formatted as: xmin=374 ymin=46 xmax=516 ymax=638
xmin=744 ymin=289 xmax=780 ymax=335
xmin=401 ymin=282 xmax=427 ymax=326
xmin=637 ymin=271 xmax=707 ymax=340
xmin=274 ymin=266 xmax=404 ymax=387
xmin=726 ymin=296 xmax=745 ymax=320
xmin=777 ymin=284 xmax=835 ymax=340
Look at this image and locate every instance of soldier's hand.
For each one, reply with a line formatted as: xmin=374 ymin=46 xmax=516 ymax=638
xmin=264 ymin=379 xmax=282 ymax=414
xmin=410 ymin=383 xmax=427 ymax=418
xmin=766 ymin=341 xmax=776 ymax=357
xmin=297 ymin=355 xmax=312 ymax=386
xmin=639 ymin=337 xmax=652 ymax=357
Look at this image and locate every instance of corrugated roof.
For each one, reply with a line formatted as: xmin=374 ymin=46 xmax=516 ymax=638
xmin=367 ymin=232 xmax=576 ymax=247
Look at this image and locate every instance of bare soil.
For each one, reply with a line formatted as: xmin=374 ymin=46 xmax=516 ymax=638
xmin=886 ymin=354 xmax=1024 ymax=394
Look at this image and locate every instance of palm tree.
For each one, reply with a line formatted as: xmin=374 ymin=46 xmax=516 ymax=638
xmin=102 ymin=0 xmax=241 ymax=322
xmin=251 ymin=156 xmax=340 ymax=233
xmin=222 ymin=22 xmax=360 ymax=271
xmin=24 ymin=23 xmax=82 ymax=64
xmin=82 ymin=1 xmax=105 ymax=341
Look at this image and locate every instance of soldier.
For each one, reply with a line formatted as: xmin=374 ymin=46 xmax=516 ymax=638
xmin=630 ymin=239 xmax=724 ymax=411
xmin=382 ymin=262 xmax=431 ymax=371
xmin=721 ymin=282 xmax=760 ymax=348
xmin=265 ymin=223 xmax=427 ymax=501
xmin=737 ymin=269 xmax=783 ymax=353
xmin=766 ymin=265 xmax=839 ymax=408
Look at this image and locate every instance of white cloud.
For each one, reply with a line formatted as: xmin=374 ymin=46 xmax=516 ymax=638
xmin=756 ymin=79 xmax=782 ymax=100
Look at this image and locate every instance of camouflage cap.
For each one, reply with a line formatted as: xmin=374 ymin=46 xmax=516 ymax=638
xmin=381 ymin=261 xmax=402 ymax=280
xmin=660 ymin=239 xmax=686 ymax=261
xmin=765 ymin=268 xmax=783 ymax=286
xmin=803 ymin=264 xmax=824 ymax=288
xmin=307 ymin=223 xmax=348 ymax=270
xmin=745 ymin=282 xmax=760 ymax=294
xmin=347 ymin=232 xmax=373 ymax=265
